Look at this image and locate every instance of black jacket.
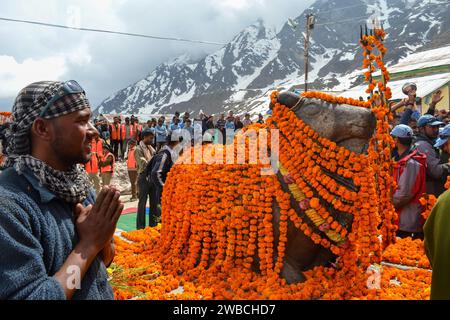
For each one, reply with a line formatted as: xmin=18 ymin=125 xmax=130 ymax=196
xmin=147 ymin=147 xmax=174 ymax=189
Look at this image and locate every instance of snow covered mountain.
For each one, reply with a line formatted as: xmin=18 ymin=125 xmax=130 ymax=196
xmin=96 ymin=0 xmax=450 ymax=117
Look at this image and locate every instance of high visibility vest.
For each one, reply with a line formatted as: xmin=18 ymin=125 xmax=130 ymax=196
xmin=100 ymin=152 xmax=115 ymax=173
xmin=110 ymin=124 xmax=121 ymax=140
xmin=121 ymin=124 xmax=137 ymax=140
xmin=85 ymin=139 xmax=103 ymax=174
xmin=127 ymin=147 xmax=137 ymax=170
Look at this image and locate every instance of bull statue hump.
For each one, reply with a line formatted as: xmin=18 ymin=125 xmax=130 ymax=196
xmin=160 ymin=91 xmax=377 ymax=284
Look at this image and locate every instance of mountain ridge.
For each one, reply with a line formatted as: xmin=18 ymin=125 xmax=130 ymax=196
xmin=96 ymin=0 xmax=450 ymax=117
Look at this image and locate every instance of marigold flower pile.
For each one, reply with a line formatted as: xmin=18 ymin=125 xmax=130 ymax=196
xmin=382 ymin=237 xmax=431 ymax=269
xmin=111 ymin=228 xmax=431 ymax=300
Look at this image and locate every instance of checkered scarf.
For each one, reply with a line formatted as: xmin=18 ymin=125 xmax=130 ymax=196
xmin=5 ymin=81 xmax=92 ymax=204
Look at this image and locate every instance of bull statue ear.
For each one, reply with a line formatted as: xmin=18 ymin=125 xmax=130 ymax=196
xmin=274 ymin=91 xmax=305 ymax=112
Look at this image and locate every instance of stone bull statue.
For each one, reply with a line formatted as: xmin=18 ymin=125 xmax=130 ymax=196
xmin=271 ymin=92 xmax=376 ymax=283
xmin=162 ymin=91 xmax=376 ymax=284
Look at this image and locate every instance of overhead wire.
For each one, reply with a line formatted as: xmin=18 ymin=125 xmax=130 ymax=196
xmin=306 ymin=3 xmax=367 ymax=15
xmin=0 ymin=16 xmax=226 ymax=46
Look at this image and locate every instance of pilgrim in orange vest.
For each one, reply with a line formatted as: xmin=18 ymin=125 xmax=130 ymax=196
xmin=84 ymin=138 xmax=103 ymax=174
xmin=99 ymin=143 xmax=115 ymax=186
xmin=110 ymin=121 xmax=121 ymax=141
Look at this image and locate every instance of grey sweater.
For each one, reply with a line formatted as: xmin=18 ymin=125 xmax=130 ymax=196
xmin=0 ymin=167 xmax=114 ymax=300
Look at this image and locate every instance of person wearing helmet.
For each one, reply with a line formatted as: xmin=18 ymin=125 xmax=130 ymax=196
xmin=391 ymin=124 xmax=427 ymax=239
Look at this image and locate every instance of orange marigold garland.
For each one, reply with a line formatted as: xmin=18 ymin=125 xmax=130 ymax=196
xmin=419 ymin=194 xmax=438 ymax=222
xmin=361 ymin=27 xmax=397 ymax=249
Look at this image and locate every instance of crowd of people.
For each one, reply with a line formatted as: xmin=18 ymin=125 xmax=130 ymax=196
xmin=82 ymin=109 xmax=266 ymax=230
xmin=92 ymin=110 xmax=265 ymax=158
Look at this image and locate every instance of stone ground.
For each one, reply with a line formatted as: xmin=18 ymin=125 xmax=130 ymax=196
xmin=108 ymin=160 xmax=139 ymax=209
xmin=102 ymin=160 xmax=140 ymax=232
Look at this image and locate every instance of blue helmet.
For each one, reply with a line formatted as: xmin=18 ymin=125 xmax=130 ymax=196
xmin=434 ymin=124 xmax=450 ymax=149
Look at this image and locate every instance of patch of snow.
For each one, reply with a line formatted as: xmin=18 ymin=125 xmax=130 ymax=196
xmin=138 ymin=103 xmax=159 ymax=115
xmin=167 ymin=83 xmax=197 ymax=105
xmin=232 ymin=37 xmax=281 ymax=90
xmin=230 ymin=22 xmax=264 ymax=59
xmin=136 ymin=79 xmax=150 ymax=91
xmin=226 ymin=90 xmax=248 ymax=103
xmin=339 ymin=51 xmax=355 ymax=61
xmin=422 ymin=19 xmax=441 ymax=41
xmin=308 ymin=49 xmax=340 ymax=83
xmin=100 ymin=96 xmax=113 ymax=105
xmin=403 ymin=43 xmax=423 ymax=52
xmin=204 ymin=47 xmax=225 ymax=78
xmin=366 ymin=0 xmax=398 ymax=29
xmin=399 ymin=25 xmax=408 ymax=36
xmin=330 ymin=69 xmax=362 ymax=92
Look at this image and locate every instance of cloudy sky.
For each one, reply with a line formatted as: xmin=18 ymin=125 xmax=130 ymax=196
xmin=0 ymin=0 xmax=314 ymax=111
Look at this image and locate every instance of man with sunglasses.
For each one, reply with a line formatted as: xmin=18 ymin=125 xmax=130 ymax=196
xmin=0 ymin=80 xmax=122 ymax=300
xmin=415 ymin=114 xmax=449 ymax=197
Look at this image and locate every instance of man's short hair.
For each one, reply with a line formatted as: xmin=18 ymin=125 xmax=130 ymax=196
xmin=167 ymin=132 xmax=183 ymax=144
xmin=142 ymin=128 xmax=154 ymax=138
xmin=398 ymin=137 xmax=413 ymax=146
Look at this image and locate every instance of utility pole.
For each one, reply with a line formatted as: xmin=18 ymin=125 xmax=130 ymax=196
xmin=304 ymin=13 xmax=315 ymax=92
